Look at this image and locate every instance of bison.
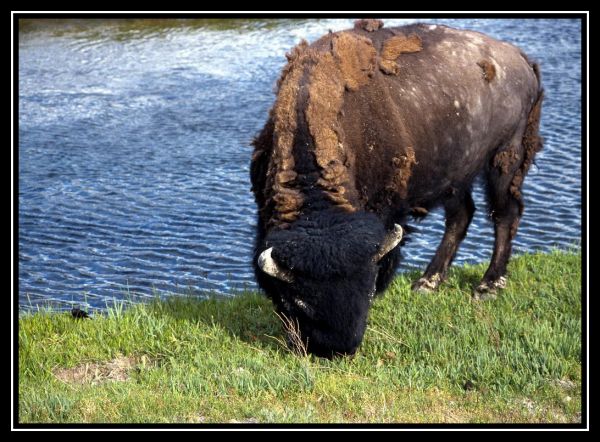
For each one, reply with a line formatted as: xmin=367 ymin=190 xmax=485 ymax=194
xmin=250 ymin=20 xmax=543 ymax=357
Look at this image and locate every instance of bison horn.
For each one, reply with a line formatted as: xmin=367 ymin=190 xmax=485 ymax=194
xmin=258 ymin=247 xmax=294 ymax=283
xmin=373 ymin=224 xmax=404 ymax=262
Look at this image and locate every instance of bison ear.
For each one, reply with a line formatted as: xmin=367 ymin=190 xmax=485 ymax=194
xmin=373 ymin=224 xmax=403 ymax=263
xmin=258 ymin=247 xmax=294 ymax=283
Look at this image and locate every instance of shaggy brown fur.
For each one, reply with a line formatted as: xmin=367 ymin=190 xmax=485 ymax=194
xmin=379 ymin=34 xmax=423 ymax=75
xmin=256 ymin=32 xmax=381 ymax=224
xmin=278 ymin=40 xmax=309 ymax=90
xmin=266 ymin=41 xmax=310 ymax=226
xmin=477 ymin=59 xmax=496 ymax=82
xmin=386 ymin=147 xmax=417 ymax=199
xmin=354 ymin=18 xmax=384 ymax=32
xmin=332 ymin=32 xmax=377 ymax=91
xmin=306 ymin=52 xmax=344 ymax=169
xmin=306 ymin=32 xmax=377 ymax=211
xmin=493 ymin=147 xmax=520 ymax=174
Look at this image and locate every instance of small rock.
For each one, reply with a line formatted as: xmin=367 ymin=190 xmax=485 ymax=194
xmin=522 ymin=398 xmax=535 ymax=412
xmin=554 ymin=378 xmax=576 ymax=389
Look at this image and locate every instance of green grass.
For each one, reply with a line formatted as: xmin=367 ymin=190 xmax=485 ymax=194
xmin=18 ymin=250 xmax=582 ymax=424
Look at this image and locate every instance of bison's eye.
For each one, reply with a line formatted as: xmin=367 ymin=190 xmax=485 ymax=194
xmin=292 ymin=297 xmax=315 ymax=316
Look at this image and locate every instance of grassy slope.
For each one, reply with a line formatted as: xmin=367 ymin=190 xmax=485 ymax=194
xmin=18 ymin=251 xmax=582 ymax=424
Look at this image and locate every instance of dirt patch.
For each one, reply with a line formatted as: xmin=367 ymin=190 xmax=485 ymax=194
xmin=553 ymin=378 xmax=577 ymax=390
xmin=54 ymin=355 xmax=138 ymax=385
xmin=379 ymin=34 xmax=423 ymax=75
xmin=229 ymin=418 xmax=259 ymax=423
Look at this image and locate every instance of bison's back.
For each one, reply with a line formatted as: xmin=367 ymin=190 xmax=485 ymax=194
xmin=339 ymin=23 xmax=540 ymax=207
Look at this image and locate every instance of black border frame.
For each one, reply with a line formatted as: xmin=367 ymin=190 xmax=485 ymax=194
xmin=12 ymin=10 xmax=588 ymax=430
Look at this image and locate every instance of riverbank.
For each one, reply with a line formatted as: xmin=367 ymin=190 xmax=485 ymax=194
xmin=17 ymin=250 xmax=582 ymax=424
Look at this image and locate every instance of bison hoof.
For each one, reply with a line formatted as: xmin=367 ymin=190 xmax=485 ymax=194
xmin=412 ymin=273 xmax=442 ymax=293
xmin=472 ymin=276 xmax=507 ymax=301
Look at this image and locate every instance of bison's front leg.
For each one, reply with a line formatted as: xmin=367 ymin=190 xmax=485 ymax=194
xmin=412 ymin=189 xmax=475 ymax=293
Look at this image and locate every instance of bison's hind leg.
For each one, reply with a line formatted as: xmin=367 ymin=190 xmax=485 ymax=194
xmin=475 ymin=147 xmax=524 ymax=300
xmin=412 ymin=188 xmax=475 ymax=293
xmin=476 ymin=92 xmax=543 ymax=300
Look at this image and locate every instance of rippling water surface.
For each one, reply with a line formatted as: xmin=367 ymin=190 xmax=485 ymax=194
xmin=18 ymin=18 xmax=582 ymax=310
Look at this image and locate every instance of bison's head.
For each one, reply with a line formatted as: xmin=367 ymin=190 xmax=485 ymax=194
xmin=255 ymin=211 xmax=403 ymax=358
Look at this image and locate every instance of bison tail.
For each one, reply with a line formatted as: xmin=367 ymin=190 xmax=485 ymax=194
xmin=509 ymin=71 xmax=544 ymax=215
xmin=518 ymin=51 xmax=544 ymax=153
xmin=524 ymin=85 xmax=544 ymax=159
xmin=531 ymin=62 xmax=543 ymax=94
xmin=519 ymin=49 xmax=543 ymax=95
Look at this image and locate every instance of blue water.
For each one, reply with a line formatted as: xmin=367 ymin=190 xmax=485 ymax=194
xmin=18 ymin=18 xmax=582 ymax=311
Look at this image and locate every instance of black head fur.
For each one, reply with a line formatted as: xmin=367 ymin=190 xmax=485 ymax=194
xmin=254 ymin=210 xmax=395 ymax=357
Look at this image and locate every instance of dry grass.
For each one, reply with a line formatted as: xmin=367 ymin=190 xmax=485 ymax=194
xmin=274 ymin=312 xmax=309 ymax=357
xmin=54 ymin=355 xmax=138 ymax=385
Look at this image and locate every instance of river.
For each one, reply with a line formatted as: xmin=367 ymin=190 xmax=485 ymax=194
xmin=18 ymin=18 xmax=582 ymax=310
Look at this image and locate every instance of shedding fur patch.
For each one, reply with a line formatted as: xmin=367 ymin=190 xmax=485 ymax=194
xmin=493 ymin=147 xmax=520 ymax=174
xmin=354 ymin=18 xmax=384 ymax=32
xmin=379 ymin=34 xmax=423 ymax=75
xmin=477 ymin=60 xmax=496 ymax=82
xmin=332 ymin=32 xmax=377 ymax=91
xmin=306 ymin=52 xmax=345 ymax=171
xmin=306 ymin=32 xmax=377 ymax=211
xmin=386 ymin=147 xmax=417 ymax=199
xmin=261 ymin=31 xmax=382 ymax=223
xmin=267 ymin=41 xmax=309 ymax=226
